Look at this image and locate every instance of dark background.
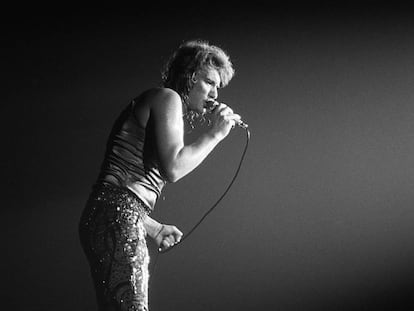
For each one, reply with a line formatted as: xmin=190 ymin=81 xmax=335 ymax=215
xmin=3 ymin=2 xmax=414 ymax=310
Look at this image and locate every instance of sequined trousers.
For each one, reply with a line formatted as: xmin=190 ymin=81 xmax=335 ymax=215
xmin=79 ymin=183 xmax=151 ymax=311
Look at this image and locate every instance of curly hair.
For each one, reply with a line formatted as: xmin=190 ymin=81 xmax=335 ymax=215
xmin=161 ymin=39 xmax=235 ymax=104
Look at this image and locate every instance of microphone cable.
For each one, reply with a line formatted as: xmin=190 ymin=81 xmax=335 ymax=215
xmin=157 ymin=126 xmax=250 ymax=255
xmin=150 ymin=126 xmax=250 ymax=277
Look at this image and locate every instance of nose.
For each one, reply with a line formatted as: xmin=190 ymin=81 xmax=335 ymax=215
xmin=209 ymin=86 xmax=218 ymax=100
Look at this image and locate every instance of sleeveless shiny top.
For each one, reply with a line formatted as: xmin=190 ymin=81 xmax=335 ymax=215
xmin=97 ymin=100 xmax=167 ymax=211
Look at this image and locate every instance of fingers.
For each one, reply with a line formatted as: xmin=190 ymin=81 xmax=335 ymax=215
xmin=158 ymin=235 xmax=178 ymax=252
xmin=159 ymin=239 xmax=172 ymax=251
xmin=164 ymin=235 xmax=176 ymax=246
xmin=213 ymin=103 xmax=241 ymax=128
xmin=157 ymin=225 xmax=183 ymax=252
xmin=215 ymin=103 xmax=233 ymax=117
xmin=172 ymin=226 xmax=183 ymax=243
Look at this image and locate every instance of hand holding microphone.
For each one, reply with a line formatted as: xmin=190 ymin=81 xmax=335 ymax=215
xmin=207 ymin=101 xmax=248 ymax=130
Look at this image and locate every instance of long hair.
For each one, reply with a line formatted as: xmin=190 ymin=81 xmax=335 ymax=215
xmin=161 ymin=39 xmax=235 ymax=105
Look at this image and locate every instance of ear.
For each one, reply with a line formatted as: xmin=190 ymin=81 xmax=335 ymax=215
xmin=191 ymin=72 xmax=198 ymax=83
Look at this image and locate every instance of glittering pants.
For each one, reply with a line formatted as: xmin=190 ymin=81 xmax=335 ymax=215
xmin=79 ymin=184 xmax=151 ymax=311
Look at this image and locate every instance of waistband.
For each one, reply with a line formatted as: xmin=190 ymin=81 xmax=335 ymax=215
xmin=91 ymin=182 xmax=152 ymax=215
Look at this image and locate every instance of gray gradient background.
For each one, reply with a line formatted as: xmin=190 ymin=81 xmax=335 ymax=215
xmin=4 ymin=3 xmax=414 ymax=310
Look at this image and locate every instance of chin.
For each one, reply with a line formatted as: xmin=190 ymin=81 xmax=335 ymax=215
xmin=199 ymin=107 xmax=206 ymax=114
xmin=193 ymin=106 xmax=205 ymax=114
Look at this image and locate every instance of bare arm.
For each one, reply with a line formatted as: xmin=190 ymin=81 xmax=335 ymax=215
xmin=149 ymin=88 xmax=235 ymax=182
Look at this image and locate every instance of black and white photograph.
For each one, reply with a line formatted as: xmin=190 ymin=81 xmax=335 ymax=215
xmin=4 ymin=2 xmax=414 ymax=310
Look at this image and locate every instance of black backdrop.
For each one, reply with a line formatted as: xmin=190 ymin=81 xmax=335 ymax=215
xmin=4 ymin=3 xmax=414 ymax=310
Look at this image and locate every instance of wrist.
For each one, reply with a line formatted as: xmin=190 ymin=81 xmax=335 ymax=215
xmin=143 ymin=216 xmax=163 ymax=238
xmin=154 ymin=224 xmax=165 ymax=240
xmin=206 ymin=130 xmax=222 ymax=143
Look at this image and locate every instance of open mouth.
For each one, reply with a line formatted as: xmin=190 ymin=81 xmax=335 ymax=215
xmin=204 ymin=99 xmax=218 ymax=112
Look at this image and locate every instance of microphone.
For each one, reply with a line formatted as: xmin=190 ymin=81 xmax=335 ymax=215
xmin=236 ymin=119 xmax=249 ymax=129
xmin=206 ymin=101 xmax=249 ymax=129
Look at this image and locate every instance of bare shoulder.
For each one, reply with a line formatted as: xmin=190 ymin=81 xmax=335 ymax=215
xmin=142 ymin=88 xmax=182 ymax=119
xmin=145 ymin=87 xmax=181 ymax=109
xmin=132 ymin=88 xmax=182 ymax=122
